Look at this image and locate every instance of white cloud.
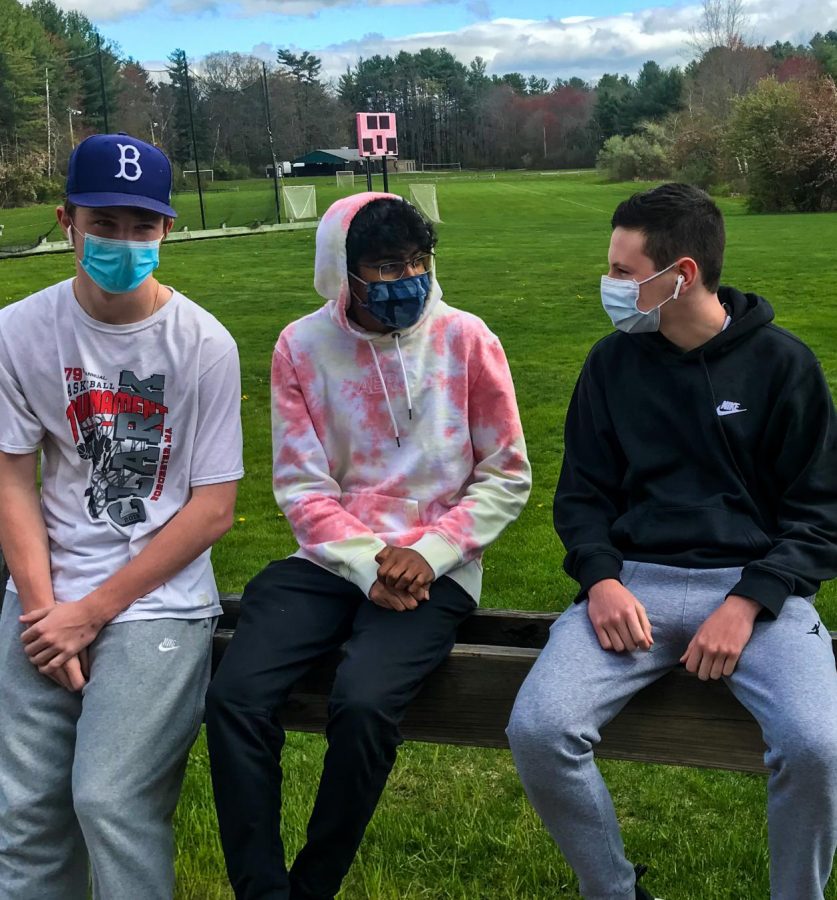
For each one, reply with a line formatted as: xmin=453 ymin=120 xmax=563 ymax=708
xmin=52 ymin=0 xmax=837 ymax=50
xmin=127 ymin=0 xmax=837 ymax=81
xmin=311 ymin=0 xmax=837 ymax=81
xmin=309 ymin=12 xmax=696 ymax=82
xmin=51 ymin=0 xmax=155 ymax=19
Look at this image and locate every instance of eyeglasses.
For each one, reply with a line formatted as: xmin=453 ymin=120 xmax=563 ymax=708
xmin=368 ymin=253 xmax=433 ymax=281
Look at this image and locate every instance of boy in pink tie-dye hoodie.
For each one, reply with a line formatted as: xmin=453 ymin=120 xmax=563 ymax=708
xmin=206 ymin=192 xmax=531 ymax=900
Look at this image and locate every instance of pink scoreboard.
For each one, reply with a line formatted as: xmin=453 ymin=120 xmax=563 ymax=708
xmin=356 ymin=112 xmax=398 ymax=157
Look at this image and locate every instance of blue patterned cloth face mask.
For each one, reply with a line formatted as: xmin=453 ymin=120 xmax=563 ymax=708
xmin=350 ymin=272 xmax=431 ymax=329
xmin=76 ymin=229 xmax=161 ymax=294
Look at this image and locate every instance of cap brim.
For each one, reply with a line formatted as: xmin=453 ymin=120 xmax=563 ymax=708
xmin=68 ymin=191 xmax=177 ymax=218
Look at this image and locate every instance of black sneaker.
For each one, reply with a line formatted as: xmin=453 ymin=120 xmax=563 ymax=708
xmin=634 ymin=864 xmax=663 ymax=900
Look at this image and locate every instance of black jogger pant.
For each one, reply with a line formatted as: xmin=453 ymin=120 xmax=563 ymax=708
xmin=205 ymin=557 xmax=475 ymax=900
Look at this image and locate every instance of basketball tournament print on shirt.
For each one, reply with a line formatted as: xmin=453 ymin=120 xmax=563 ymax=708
xmin=64 ymin=366 xmax=172 ymax=527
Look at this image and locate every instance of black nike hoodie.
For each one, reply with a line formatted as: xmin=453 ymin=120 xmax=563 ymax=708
xmin=555 ymin=287 xmax=837 ymax=617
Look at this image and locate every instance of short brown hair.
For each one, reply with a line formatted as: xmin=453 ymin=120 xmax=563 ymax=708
xmin=611 ymin=183 xmax=725 ymax=292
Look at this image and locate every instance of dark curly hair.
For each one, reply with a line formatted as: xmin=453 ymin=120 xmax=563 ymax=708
xmin=346 ymin=197 xmax=437 ymax=273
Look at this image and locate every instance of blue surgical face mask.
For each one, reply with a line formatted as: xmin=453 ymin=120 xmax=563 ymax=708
xmin=600 ymin=262 xmax=683 ymax=334
xmin=349 ymin=271 xmax=431 ymax=329
xmin=72 ymin=227 xmax=161 ymax=294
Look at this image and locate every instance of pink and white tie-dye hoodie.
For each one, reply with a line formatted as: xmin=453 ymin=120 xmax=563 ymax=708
xmin=271 ymin=192 xmax=531 ymax=602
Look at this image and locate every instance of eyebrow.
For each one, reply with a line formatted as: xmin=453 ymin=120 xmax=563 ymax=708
xmin=93 ymin=207 xmax=160 ymax=223
xmin=362 ymin=252 xmax=424 ymax=265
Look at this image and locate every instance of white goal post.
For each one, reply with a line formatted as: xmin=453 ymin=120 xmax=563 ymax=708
xmin=409 ymin=183 xmax=442 ymax=223
xmin=336 ymin=170 xmax=355 ymax=187
xmin=183 ymin=169 xmax=214 ymax=182
xmin=283 ymin=185 xmax=317 ymax=221
xmin=420 ymin=162 xmax=461 ymax=172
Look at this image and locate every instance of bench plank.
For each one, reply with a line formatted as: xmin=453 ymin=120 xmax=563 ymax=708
xmin=214 ymin=596 xmax=837 ymax=774
xmin=220 ymin=594 xmax=558 ymax=648
xmin=0 ymin=574 xmax=829 ymax=775
xmin=212 ymin=622 xmax=773 ymax=773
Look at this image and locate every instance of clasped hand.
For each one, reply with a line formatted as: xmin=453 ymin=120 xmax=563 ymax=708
xmin=370 ymin=546 xmax=435 ymax=611
xmin=20 ymin=600 xmax=100 ymax=691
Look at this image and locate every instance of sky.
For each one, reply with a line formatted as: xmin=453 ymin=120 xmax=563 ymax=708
xmin=43 ymin=0 xmax=837 ymax=83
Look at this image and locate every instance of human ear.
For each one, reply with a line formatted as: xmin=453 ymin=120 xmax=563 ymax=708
xmin=676 ymin=258 xmax=700 ymax=293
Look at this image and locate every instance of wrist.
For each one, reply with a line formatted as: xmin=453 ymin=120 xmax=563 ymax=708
xmin=725 ymin=593 xmax=761 ymax=619
xmin=80 ymin=591 xmax=118 ymax=627
xmin=588 ymin=578 xmax=621 ymax=599
xmin=17 ymin=592 xmax=56 ymax=615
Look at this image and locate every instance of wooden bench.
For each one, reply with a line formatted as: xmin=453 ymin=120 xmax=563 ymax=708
xmin=215 ymin=593 xmax=837 ymax=775
xmin=3 ymin=545 xmax=834 ymax=775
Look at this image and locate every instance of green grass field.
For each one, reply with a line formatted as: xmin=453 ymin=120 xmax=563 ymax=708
xmin=1 ymin=172 xmax=836 ymax=898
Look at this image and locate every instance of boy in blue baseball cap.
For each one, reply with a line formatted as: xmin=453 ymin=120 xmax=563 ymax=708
xmin=0 ymin=134 xmax=244 ymax=898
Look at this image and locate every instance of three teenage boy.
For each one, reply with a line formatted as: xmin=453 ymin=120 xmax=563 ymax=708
xmin=508 ymin=182 xmax=837 ymax=900
xmin=3 ymin=138 xmax=834 ymax=900
xmin=205 ymin=192 xmax=532 ymax=899
xmin=0 ymin=134 xmax=243 ymax=898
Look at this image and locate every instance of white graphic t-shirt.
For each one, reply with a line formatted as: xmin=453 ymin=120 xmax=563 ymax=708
xmin=0 ymin=279 xmax=244 ymax=622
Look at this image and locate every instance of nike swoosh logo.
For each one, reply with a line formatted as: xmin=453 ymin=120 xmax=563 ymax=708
xmin=158 ymin=643 xmax=179 ymax=652
xmin=717 ymin=407 xmax=747 ymax=416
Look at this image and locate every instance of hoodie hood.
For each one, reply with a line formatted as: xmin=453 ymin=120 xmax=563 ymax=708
xmin=313 ymin=191 xmax=442 ymax=339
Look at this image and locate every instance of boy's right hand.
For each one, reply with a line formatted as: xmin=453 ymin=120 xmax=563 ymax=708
xmin=587 ymin=578 xmax=653 ymax=652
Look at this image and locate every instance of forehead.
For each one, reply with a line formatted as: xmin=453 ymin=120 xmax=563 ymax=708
xmin=608 ymin=227 xmax=652 ymax=268
xmin=358 ymin=243 xmax=421 ymax=265
xmin=74 ymin=205 xmax=162 ymax=224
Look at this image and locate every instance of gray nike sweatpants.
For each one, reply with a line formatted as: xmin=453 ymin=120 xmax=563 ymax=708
xmin=507 ymin=562 xmax=837 ymax=900
xmin=0 ymin=590 xmax=215 ymax=900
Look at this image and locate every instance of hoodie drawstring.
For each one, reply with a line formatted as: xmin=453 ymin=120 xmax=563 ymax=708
xmin=369 ymin=342 xmax=401 ymax=447
xmin=368 ymin=336 xmax=414 ymax=446
xmin=394 ymin=334 xmax=413 ymax=420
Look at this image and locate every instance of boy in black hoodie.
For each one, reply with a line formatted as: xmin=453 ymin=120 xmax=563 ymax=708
xmin=507 ymin=183 xmax=837 ymax=900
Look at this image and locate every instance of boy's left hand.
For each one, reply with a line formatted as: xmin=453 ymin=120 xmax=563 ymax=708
xmin=20 ymin=601 xmax=103 ymax=672
xmin=680 ymin=594 xmax=761 ymax=681
xmin=376 ymin=546 xmax=434 ymax=601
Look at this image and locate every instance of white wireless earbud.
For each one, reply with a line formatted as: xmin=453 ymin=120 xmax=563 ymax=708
xmin=673 ymin=274 xmax=684 ymax=299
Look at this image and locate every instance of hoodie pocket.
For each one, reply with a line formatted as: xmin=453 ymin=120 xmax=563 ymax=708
xmin=611 ymin=506 xmax=772 ymax=557
xmin=342 ymin=492 xmax=421 ymax=536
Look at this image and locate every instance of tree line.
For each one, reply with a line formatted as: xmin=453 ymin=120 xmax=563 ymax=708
xmin=2 ymin=0 xmax=837 ymax=211
xmin=595 ymin=30 xmax=837 ymax=211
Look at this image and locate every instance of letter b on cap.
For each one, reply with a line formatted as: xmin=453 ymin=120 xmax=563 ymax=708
xmin=116 ymin=143 xmax=143 ymax=182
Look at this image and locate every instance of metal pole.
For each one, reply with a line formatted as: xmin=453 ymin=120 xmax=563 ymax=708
xmin=68 ymin=108 xmax=74 ymax=147
xmin=184 ymin=60 xmax=207 ymax=230
xmin=45 ymin=67 xmax=51 ymax=178
xmin=381 ymin=154 xmax=389 ymax=192
xmin=365 ymin=156 xmax=372 ymax=191
xmin=96 ymin=34 xmax=110 ymax=132
xmin=261 ymin=62 xmax=282 ymax=225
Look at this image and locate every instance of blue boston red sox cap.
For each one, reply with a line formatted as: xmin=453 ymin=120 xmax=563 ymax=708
xmin=66 ymin=132 xmax=177 ymax=218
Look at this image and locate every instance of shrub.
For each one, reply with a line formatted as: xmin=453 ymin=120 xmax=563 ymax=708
xmin=728 ymin=76 xmax=837 ymax=212
xmin=213 ymin=159 xmax=251 ymax=181
xmin=596 ymin=121 xmax=673 ymax=181
xmin=0 ymin=153 xmax=59 ymax=208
